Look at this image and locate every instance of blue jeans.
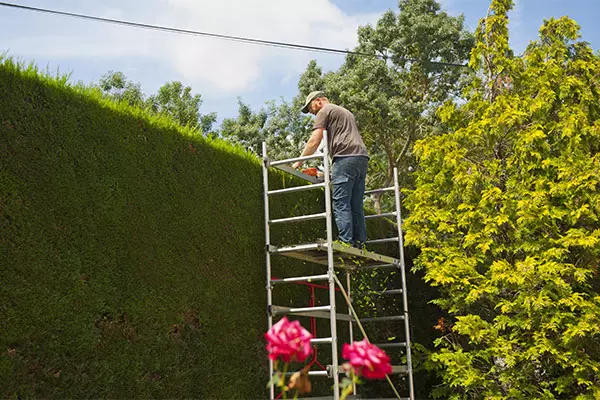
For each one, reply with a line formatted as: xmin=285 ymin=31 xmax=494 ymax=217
xmin=331 ymin=156 xmax=368 ymax=246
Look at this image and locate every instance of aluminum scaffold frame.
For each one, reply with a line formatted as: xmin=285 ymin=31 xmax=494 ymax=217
xmin=262 ymin=131 xmax=415 ymax=400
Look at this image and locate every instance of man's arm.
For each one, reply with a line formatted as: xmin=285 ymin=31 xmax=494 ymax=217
xmin=292 ymin=128 xmax=324 ymax=169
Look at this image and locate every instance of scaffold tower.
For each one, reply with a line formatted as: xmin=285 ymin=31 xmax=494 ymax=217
xmin=262 ymin=131 xmax=415 ymax=400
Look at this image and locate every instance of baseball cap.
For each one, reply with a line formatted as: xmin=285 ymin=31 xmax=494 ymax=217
xmin=301 ymin=90 xmax=325 ymax=114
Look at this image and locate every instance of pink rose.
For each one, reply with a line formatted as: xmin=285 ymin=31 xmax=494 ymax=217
xmin=265 ymin=317 xmax=313 ymax=363
xmin=341 ymin=339 xmax=392 ymax=379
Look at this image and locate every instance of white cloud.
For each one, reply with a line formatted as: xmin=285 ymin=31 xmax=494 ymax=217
xmin=155 ymin=0 xmax=380 ymax=94
xmin=1 ymin=0 xmax=381 ymax=95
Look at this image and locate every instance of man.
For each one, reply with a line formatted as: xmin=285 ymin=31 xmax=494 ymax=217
xmin=292 ymin=91 xmax=369 ymax=248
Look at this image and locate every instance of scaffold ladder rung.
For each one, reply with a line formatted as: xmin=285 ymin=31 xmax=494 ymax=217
xmin=275 ymin=305 xmax=330 ymax=314
xmin=365 ymin=237 xmax=400 ymax=244
xmin=268 ymin=182 xmax=326 ymax=195
xmin=278 ymin=370 xmax=330 ymax=378
xmin=365 ymin=212 xmax=397 ymax=220
xmin=364 ymin=186 xmax=394 ymax=195
xmin=270 ymin=305 xmax=354 ymax=322
xmin=391 ymin=365 xmax=410 ymax=374
xmin=269 ymin=212 xmax=326 ymax=224
xmin=374 ymin=342 xmax=407 ymax=349
xmin=271 ymin=274 xmax=329 ymax=285
xmin=269 ymin=243 xmax=323 ymax=253
xmin=353 ymin=288 xmax=403 ymax=297
xmin=269 ymin=153 xmax=323 ymax=167
xmin=327 ymin=364 xmax=408 ymax=375
xmin=358 ymin=315 xmax=405 ymax=323
xmin=310 ymin=337 xmax=333 ymax=345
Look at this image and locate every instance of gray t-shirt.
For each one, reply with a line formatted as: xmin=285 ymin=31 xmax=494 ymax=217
xmin=313 ymin=103 xmax=368 ymax=158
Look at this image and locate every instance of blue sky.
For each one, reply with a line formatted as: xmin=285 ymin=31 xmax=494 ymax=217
xmin=1 ymin=0 xmax=598 ymax=121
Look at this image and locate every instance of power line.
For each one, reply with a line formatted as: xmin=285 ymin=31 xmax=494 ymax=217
xmin=0 ymin=2 xmax=374 ymax=58
xmin=0 ymin=1 xmax=468 ymax=68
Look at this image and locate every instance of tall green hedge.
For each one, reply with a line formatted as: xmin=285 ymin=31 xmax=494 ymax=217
xmin=0 ymin=58 xmax=332 ymax=398
xmin=0 ymin=58 xmax=437 ymax=398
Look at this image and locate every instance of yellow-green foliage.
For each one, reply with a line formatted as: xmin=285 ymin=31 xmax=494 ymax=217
xmin=405 ymin=1 xmax=600 ymax=398
xmin=0 ymin=56 xmax=342 ymax=398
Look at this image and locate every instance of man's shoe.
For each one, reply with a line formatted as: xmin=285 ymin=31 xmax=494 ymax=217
xmin=352 ymin=241 xmax=366 ymax=251
xmin=333 ymin=239 xmax=352 ymax=248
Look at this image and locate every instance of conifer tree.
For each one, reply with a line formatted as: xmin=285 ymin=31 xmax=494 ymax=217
xmin=405 ymin=0 xmax=600 ymax=397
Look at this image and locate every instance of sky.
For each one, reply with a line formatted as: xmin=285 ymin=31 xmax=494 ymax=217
xmin=1 ymin=0 xmax=599 ymax=121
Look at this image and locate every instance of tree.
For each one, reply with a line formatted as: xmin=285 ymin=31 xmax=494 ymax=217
xmin=220 ymin=99 xmax=268 ymax=154
xmin=95 ymin=72 xmax=216 ymax=135
xmin=98 ymin=70 xmax=145 ymax=108
xmin=298 ymin=0 xmax=474 ymax=211
xmin=146 ymin=81 xmax=216 ymax=133
xmin=220 ymin=97 xmax=313 ymax=160
xmin=404 ymin=0 xmax=600 ymax=397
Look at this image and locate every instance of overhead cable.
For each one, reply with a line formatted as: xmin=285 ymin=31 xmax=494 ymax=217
xmin=0 ymin=1 xmax=468 ymax=68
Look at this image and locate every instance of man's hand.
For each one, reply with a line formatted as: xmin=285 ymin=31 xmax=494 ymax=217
xmin=292 ymin=128 xmax=323 ymax=170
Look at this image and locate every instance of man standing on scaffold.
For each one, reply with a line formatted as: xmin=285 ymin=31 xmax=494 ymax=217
xmin=293 ymin=91 xmax=369 ymax=249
